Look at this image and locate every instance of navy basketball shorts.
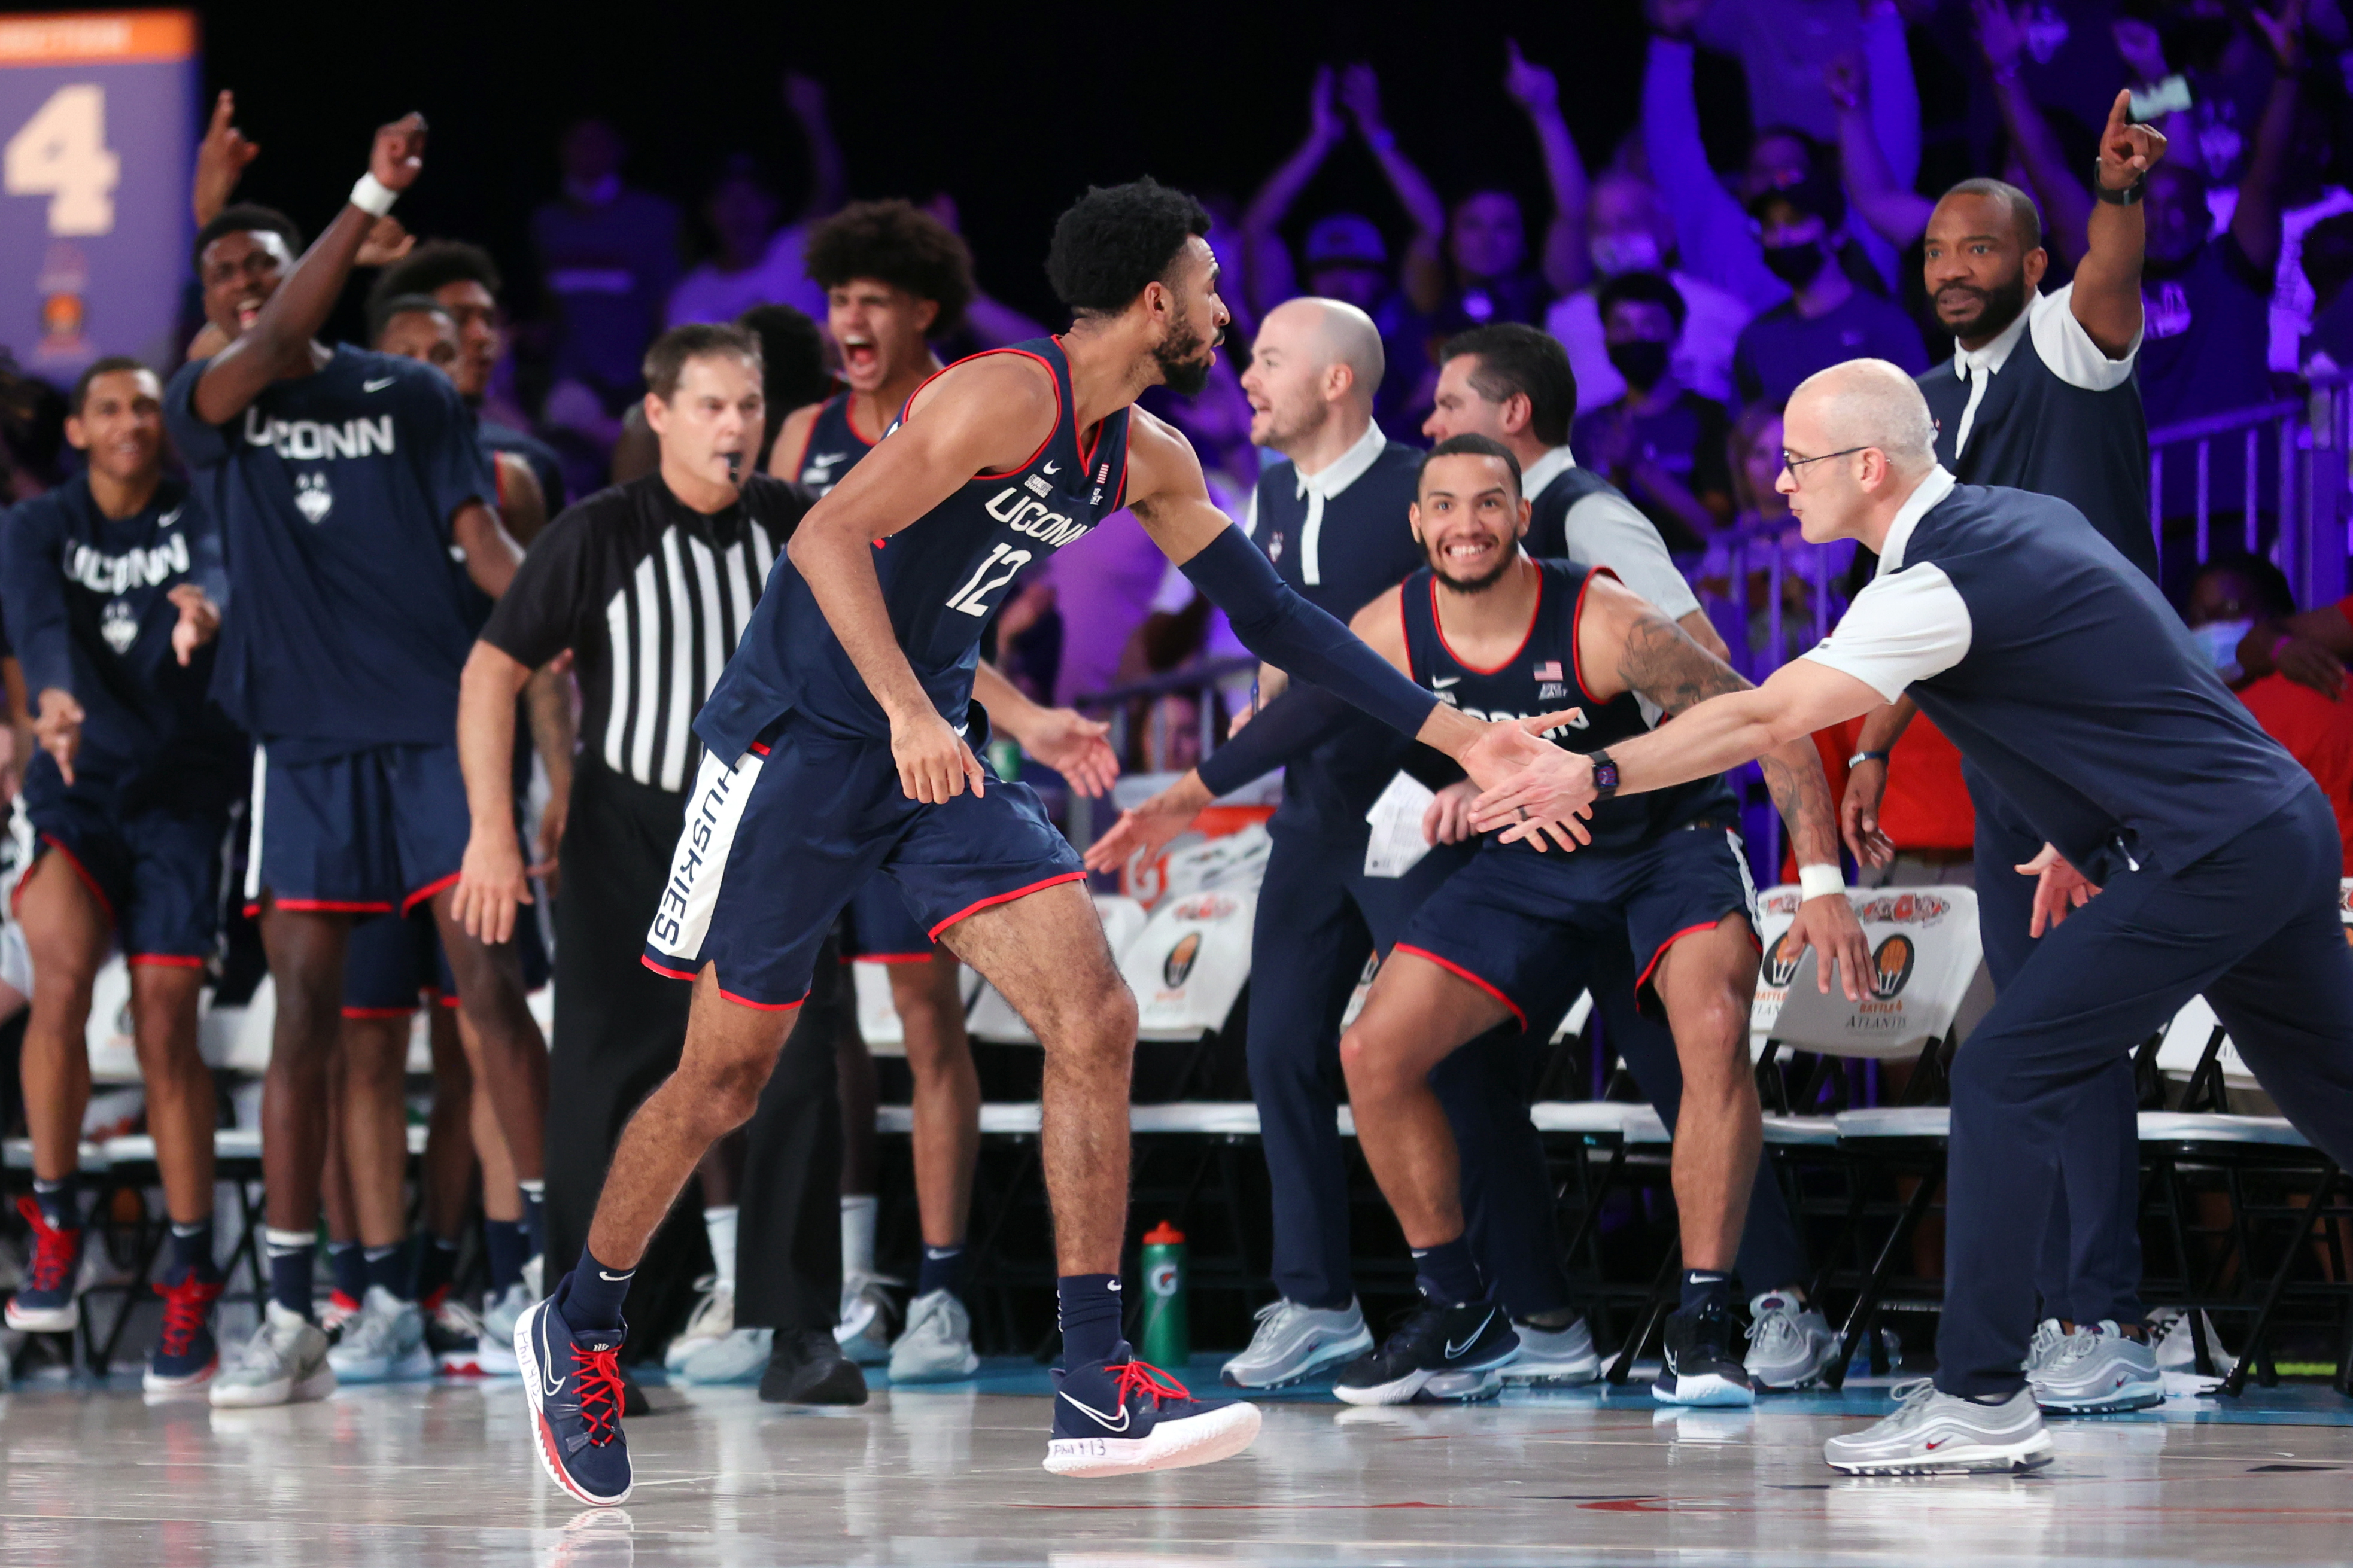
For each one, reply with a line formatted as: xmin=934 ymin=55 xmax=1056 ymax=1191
xmin=842 ymin=877 xmax=938 ymax=964
xmin=247 ymin=742 xmax=472 ymax=917
xmin=343 ymin=908 xmax=442 ymax=1018
xmin=1396 ymin=823 xmax=1760 ymax=1028
xmin=15 ymin=777 xmax=226 ymax=966
xmin=643 ymin=719 xmax=1083 ymax=1009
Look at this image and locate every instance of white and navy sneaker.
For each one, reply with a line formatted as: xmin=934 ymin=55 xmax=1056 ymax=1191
xmin=2148 ymin=1305 xmax=2235 ymax=1388
xmin=1043 ymin=1342 xmax=1261 ymax=1477
xmin=664 ymin=1274 xmax=732 ymax=1373
xmin=834 ymin=1272 xmax=898 ymax=1366
xmin=889 ymin=1290 xmax=980 ymax=1383
xmin=2031 ymin=1320 xmax=2162 ymax=1414
xmin=1220 ymin=1298 xmax=1373 ymax=1389
xmin=1333 ymin=1296 xmax=1518 ymax=1407
xmin=1653 ymin=1302 xmax=1756 ymax=1406
xmin=1824 ymin=1380 xmax=2053 ymax=1475
xmin=209 ymin=1301 xmax=336 ymax=1408
xmin=1497 ymin=1317 xmax=1600 ymax=1386
xmin=515 ymin=1281 xmax=631 ymax=1507
xmin=1745 ymin=1292 xmax=1839 ymax=1390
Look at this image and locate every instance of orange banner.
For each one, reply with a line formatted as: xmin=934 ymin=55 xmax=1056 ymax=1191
xmin=0 ymin=11 xmax=196 ymax=66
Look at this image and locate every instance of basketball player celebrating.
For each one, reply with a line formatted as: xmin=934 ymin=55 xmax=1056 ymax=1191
xmin=517 ymin=179 xmax=1567 ymax=1503
xmin=1290 ymin=434 xmax=1868 ymax=1406
xmin=163 ymin=115 xmax=549 ymax=1409
xmin=0 ymin=358 xmax=241 ymax=1392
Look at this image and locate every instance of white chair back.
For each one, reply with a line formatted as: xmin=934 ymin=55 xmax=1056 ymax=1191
xmin=1751 ymin=883 xmax=1985 ymax=1061
xmin=1124 ymin=886 xmax=1258 ymax=1042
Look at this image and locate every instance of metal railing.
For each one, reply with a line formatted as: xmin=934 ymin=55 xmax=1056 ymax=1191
xmin=2147 ymin=373 xmax=2351 ymax=610
xmin=1066 ymin=656 xmax=1257 ymax=845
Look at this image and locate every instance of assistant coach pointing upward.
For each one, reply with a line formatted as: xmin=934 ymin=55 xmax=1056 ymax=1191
xmin=1473 ymin=359 xmax=2353 ymax=1478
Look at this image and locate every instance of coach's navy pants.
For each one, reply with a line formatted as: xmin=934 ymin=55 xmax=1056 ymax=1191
xmin=1968 ymin=766 xmax=2144 ymax=1329
xmin=1248 ymin=817 xmax=1574 ymax=1318
xmin=1938 ymin=787 xmax=2353 ymax=1395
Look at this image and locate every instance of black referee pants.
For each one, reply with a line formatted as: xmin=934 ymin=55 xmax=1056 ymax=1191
xmin=547 ymin=760 xmax=841 ymax=1341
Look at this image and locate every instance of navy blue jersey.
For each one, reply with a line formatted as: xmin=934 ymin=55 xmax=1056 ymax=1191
xmin=787 ymin=391 xmax=879 ymax=497
xmin=1400 ymin=559 xmax=1735 ymax=851
xmin=163 ymin=346 xmax=494 ymax=753
xmin=698 ymin=337 xmax=1131 ymax=756
xmin=0 ymin=474 xmax=245 ymax=809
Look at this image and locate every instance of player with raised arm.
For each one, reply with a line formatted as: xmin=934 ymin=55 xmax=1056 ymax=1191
xmin=162 ymin=115 xmax=550 ymax=1409
xmin=515 ymin=179 xmax=1568 ymax=1504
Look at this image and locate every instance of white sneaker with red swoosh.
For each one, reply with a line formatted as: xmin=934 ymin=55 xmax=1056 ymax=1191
xmin=1824 ymin=1380 xmax=2053 ymax=1475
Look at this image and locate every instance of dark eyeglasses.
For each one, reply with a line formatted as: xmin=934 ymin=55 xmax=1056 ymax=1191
xmin=1779 ymin=446 xmax=1869 ymax=476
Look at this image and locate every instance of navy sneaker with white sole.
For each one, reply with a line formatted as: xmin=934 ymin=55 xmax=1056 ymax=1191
xmin=515 ymin=1281 xmax=632 ymax=1507
xmin=1653 ymin=1301 xmax=1756 ymax=1407
xmin=1044 ymin=1344 xmax=1261 ymax=1477
xmin=1333 ymin=1296 xmax=1519 ymax=1406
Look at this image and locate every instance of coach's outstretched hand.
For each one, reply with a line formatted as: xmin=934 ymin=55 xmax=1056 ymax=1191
xmin=1012 ymin=705 xmax=1119 ymax=797
xmin=1083 ymin=772 xmax=1211 ymax=878
xmin=2018 ymin=842 xmax=2101 ymax=938
xmin=1784 ymin=893 xmax=1873 ymax=1002
xmin=1463 ymin=718 xmax=1596 ymax=852
xmin=893 ymin=707 xmax=987 ymax=805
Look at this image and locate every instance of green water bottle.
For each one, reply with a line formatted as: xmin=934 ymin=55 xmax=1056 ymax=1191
xmin=1139 ymin=1221 xmax=1190 ymax=1369
xmin=988 ymin=735 xmax=1022 ymax=781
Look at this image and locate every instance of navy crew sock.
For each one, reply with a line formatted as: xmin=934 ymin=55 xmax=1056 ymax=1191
xmin=484 ymin=1219 xmax=527 ymax=1294
xmin=1410 ymin=1235 xmax=1484 ymax=1308
xmin=560 ymin=1247 xmax=634 ymax=1332
xmin=916 ymin=1243 xmax=968 ymax=1303
xmin=265 ymin=1228 xmax=315 ymax=1319
xmin=1057 ymin=1274 xmax=1124 ymax=1367
xmin=1680 ymin=1269 xmax=1734 ymax=1314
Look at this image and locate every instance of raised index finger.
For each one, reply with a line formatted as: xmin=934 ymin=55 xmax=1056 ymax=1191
xmin=2105 ymin=88 xmax=2131 ymax=138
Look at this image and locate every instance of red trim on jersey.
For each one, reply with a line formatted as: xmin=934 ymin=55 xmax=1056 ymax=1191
xmin=788 ymin=407 xmax=820 ymax=480
xmin=1431 ymin=568 xmax=1544 ymax=676
xmin=1109 ymin=434 xmax=1133 ymax=510
xmin=341 ymin=1005 xmax=415 ymax=1021
xmin=1399 ymin=588 xmax=1416 ymax=681
xmin=902 ymin=348 xmax=1063 ymax=482
xmin=402 ymin=871 xmax=461 ymax=917
xmin=749 ymin=741 xmax=771 ymax=756
xmin=1392 ymin=943 xmax=1527 ymax=1028
xmin=926 ymin=870 xmax=1085 ymax=940
xmin=840 ymin=392 xmax=883 ymax=450
xmin=437 ymin=993 xmax=462 ymax=1009
xmin=642 ymin=955 xmax=697 ymax=981
xmin=1569 ymin=567 xmax=1622 ymax=705
xmin=718 ymin=982 xmax=807 ymax=1013
xmin=127 ymin=954 xmax=206 ymax=969
xmin=265 ymin=898 xmax=395 ymax=914
xmin=852 ymin=951 xmax=936 ymax=965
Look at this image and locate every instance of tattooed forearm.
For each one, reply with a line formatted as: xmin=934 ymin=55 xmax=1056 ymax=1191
xmin=1760 ymin=739 xmax=1843 ymax=866
xmin=1619 ymin=613 xmax=1753 ymax=716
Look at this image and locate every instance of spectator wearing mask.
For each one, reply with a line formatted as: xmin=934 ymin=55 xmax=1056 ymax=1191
xmin=664 ymin=82 xmax=849 ymax=330
xmin=1570 ymin=271 xmax=1733 ymax=554
xmin=1642 ymin=0 xmax=1920 ymax=307
xmin=531 ymin=119 xmax=683 ymax=410
xmin=2187 ymin=555 xmax=2353 ymax=873
xmin=2135 ymin=8 xmax=2303 ymax=535
xmin=1732 ymin=172 xmax=1928 ymax=407
xmin=1548 ymin=171 xmax=1752 ymax=413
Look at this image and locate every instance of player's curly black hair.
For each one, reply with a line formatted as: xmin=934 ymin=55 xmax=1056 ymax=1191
xmin=1045 ymin=177 xmax=1211 ymax=317
xmin=804 ymin=201 xmax=974 ymax=336
xmin=367 ymin=240 xmax=505 ymax=325
xmin=191 ymin=203 xmax=302 ymax=270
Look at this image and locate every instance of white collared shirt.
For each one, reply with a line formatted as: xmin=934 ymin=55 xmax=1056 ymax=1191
xmin=1285 ymin=417 xmax=1388 ymax=586
xmin=1521 ymin=442 xmax=1576 ymax=500
xmin=1800 ymin=465 xmax=1974 ymax=702
xmin=1949 ymin=283 xmax=2141 ymax=456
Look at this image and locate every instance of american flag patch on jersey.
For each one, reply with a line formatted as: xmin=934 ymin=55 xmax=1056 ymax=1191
xmin=1533 ymin=660 xmax=1564 ymax=681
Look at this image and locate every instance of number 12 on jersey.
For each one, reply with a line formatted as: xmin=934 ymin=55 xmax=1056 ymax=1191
xmin=945 ymin=543 xmax=1032 ymax=617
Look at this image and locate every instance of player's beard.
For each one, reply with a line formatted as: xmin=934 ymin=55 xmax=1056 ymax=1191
xmin=1154 ymin=319 xmax=1214 ymax=396
xmin=1431 ymin=539 xmax=1515 ymax=595
xmin=1935 ymin=268 xmax=2029 ymax=344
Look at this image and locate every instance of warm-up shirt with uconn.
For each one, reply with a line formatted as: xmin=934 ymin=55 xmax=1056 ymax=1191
xmin=163 ymin=346 xmax=494 ymax=756
xmin=0 ymin=473 xmax=246 ymax=809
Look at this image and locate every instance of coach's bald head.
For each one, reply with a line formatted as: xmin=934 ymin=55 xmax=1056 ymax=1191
xmin=1779 ymin=359 xmax=1942 ymax=547
xmin=1241 ymin=296 xmax=1385 ymax=456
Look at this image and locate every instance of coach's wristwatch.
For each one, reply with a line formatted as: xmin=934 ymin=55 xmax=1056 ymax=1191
xmin=2093 ymin=164 xmax=2145 ymax=205
xmin=1589 ymin=748 xmax=1621 ymax=801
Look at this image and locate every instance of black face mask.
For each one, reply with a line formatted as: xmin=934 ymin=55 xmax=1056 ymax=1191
xmin=1761 ymin=240 xmax=1828 ymax=288
xmin=1607 ymin=340 xmax=1671 ymax=389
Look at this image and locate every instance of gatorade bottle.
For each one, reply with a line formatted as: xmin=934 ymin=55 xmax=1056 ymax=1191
xmin=1139 ymin=1221 xmax=1190 ymax=1369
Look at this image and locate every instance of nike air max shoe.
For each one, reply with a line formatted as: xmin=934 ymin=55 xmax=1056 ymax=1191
xmin=1220 ymin=1298 xmax=1374 ymax=1389
xmin=1824 ymin=1380 xmax=2053 ymax=1475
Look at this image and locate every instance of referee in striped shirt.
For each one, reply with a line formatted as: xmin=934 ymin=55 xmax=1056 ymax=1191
xmin=451 ymin=322 xmax=865 ymax=1391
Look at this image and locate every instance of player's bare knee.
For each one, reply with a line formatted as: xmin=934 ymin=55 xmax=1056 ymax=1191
xmin=1338 ymin=1023 xmax=1400 ymax=1099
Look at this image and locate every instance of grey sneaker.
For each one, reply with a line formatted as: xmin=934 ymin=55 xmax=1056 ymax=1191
xmin=209 ymin=1301 xmax=336 ymax=1408
xmin=1823 ymin=1380 xmax=2053 ymax=1475
xmin=2031 ymin=1320 xmax=2162 ymax=1414
xmin=1745 ymin=1292 xmax=1839 ymax=1390
xmin=1498 ymin=1317 xmax=1600 ymax=1385
xmin=480 ymin=1281 xmax=533 ymax=1349
xmin=1218 ymin=1298 xmax=1374 ymax=1389
xmin=676 ymin=1327 xmax=772 ymax=1384
xmin=326 ymin=1286 xmax=432 ymax=1383
xmin=664 ymin=1275 xmax=734 ymax=1372
xmin=889 ymin=1289 xmax=980 ymax=1383
xmin=834 ymin=1273 xmax=898 ymax=1366
xmin=2022 ymin=1317 xmax=2071 ymax=1386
